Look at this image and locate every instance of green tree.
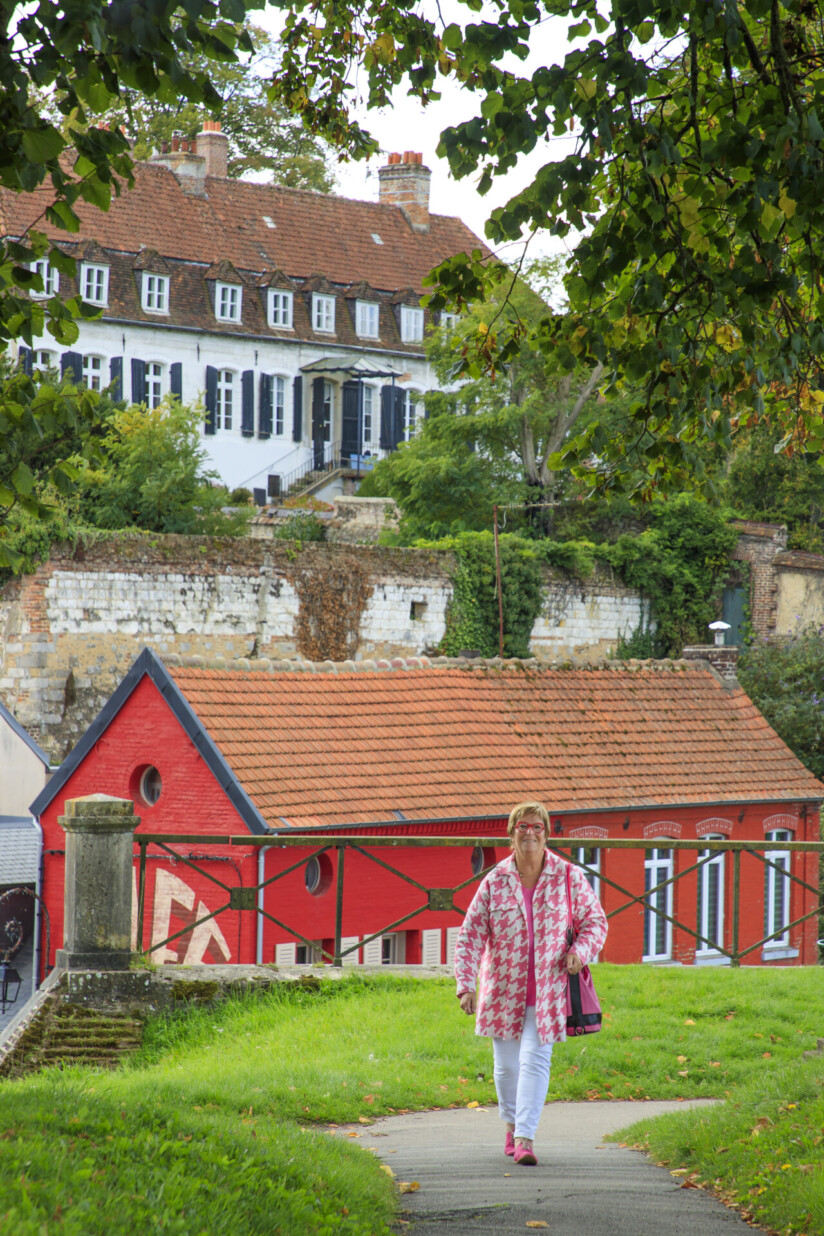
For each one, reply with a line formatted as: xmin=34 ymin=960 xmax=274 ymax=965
xmin=268 ymin=0 xmax=824 ymax=494
xmin=94 ymin=23 xmax=334 ymax=190
xmin=722 ymin=420 xmax=824 ymax=552
xmin=738 ymin=625 xmax=824 ymax=780
xmin=0 ymin=0 xmax=257 ymax=549
xmin=72 ymin=397 xmax=250 ymax=536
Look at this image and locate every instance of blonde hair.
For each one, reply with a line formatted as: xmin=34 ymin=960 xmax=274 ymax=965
xmin=506 ymin=801 xmax=550 ymax=843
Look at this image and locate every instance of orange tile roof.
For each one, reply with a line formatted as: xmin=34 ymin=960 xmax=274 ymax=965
xmin=166 ymin=657 xmax=824 ymax=827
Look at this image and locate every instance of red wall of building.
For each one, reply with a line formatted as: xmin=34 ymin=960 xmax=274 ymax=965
xmin=38 ymin=678 xmax=820 ymax=974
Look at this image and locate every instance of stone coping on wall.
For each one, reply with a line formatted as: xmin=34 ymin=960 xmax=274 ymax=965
xmin=160 ymin=651 xmax=697 ymax=674
xmin=773 ymin=549 xmax=824 ymax=573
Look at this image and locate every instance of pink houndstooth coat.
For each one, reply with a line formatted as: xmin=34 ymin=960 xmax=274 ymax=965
xmin=454 ymin=850 xmax=608 ymax=1045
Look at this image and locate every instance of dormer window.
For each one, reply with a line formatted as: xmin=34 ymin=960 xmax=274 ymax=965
xmin=400 ymin=305 xmax=424 ymax=343
xmin=312 ymin=293 xmax=335 ymax=333
xmin=440 ymin=311 xmax=460 ymax=332
xmin=81 ymin=263 xmax=109 ymax=307
xmin=142 ymin=273 xmax=170 ymax=314
xmin=30 ymin=258 xmax=59 ymax=299
xmin=356 ymin=300 xmax=379 ymax=339
xmin=216 ymin=281 xmax=242 ymax=323
xmin=268 ymin=289 xmax=293 ymax=329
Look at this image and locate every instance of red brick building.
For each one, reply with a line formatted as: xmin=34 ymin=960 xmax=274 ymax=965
xmin=31 ymin=649 xmax=823 ymax=972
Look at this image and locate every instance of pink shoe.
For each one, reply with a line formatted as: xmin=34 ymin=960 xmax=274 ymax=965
xmin=514 ymin=1142 xmax=537 ymax=1166
xmin=504 ymin=1131 xmax=515 ymax=1157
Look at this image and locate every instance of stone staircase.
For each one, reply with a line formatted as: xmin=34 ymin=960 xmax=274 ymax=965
xmin=0 ymin=994 xmax=143 ymax=1078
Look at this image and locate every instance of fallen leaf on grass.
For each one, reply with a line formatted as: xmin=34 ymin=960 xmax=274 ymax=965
xmin=398 ymin=1182 xmax=420 ymax=1194
xmin=525 ymin=1222 xmax=549 ymax=1229
xmin=676 ymin=1055 xmax=688 ymax=1064
xmin=677 ymin=1070 xmax=689 ymax=1077
xmin=684 ymin=1019 xmax=695 ymax=1025
xmin=709 ymin=1062 xmax=721 ymax=1068
xmin=358 ymin=1116 xmax=372 ymax=1124
xmin=670 ymin=1169 xmax=689 ymax=1177
xmin=762 ymin=1052 xmax=772 ymax=1059
xmin=380 ymin=1166 xmax=395 ymax=1178
xmin=467 ymin=1101 xmax=479 ymax=1109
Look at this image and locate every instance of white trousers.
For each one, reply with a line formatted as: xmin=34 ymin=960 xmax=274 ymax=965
xmin=492 ymin=1007 xmax=554 ymax=1141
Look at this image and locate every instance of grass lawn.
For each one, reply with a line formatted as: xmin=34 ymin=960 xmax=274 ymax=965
xmin=1 ymin=967 xmax=822 ymax=1234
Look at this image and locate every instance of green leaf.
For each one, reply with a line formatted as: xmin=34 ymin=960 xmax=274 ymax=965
xmin=21 ymin=125 xmax=66 ymax=164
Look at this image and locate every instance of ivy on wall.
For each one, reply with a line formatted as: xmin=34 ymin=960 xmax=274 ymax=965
xmin=293 ymin=557 xmax=374 ymax=662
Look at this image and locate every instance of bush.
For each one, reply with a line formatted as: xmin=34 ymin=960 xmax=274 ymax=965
xmin=271 ymin=512 xmax=327 ymax=542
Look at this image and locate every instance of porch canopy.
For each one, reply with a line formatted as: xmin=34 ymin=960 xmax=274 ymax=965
xmin=299 ymin=356 xmax=412 ymax=458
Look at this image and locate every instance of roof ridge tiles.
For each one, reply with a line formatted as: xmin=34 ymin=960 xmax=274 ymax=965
xmin=161 ymin=651 xmax=710 ymax=675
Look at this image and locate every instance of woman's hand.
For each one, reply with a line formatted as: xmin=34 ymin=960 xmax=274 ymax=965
xmin=459 ymin=991 xmax=477 ymax=1015
xmin=566 ymin=951 xmax=583 ymax=975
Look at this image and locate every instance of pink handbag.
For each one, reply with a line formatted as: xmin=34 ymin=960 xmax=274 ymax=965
xmin=564 ymin=864 xmax=602 ymax=1036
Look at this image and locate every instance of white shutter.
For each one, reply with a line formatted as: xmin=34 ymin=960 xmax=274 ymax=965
xmin=446 ymin=927 xmax=460 ymax=966
xmin=340 ymin=936 xmax=360 ymax=966
xmin=275 ymin=942 xmax=296 ymax=965
xmin=422 ymin=929 xmax=442 ymax=966
xmin=363 ymin=937 xmax=382 ymax=965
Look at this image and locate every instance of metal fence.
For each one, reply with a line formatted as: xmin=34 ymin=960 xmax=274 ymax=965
xmin=135 ymin=835 xmax=824 ymax=967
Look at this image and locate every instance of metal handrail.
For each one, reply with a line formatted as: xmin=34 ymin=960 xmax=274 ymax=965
xmin=133 ymin=835 xmax=824 ymax=968
xmin=281 ymin=439 xmax=343 ymax=498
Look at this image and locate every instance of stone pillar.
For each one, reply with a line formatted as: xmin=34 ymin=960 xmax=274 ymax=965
xmin=55 ymin=794 xmax=140 ymax=971
xmin=681 ymin=645 xmax=740 ymax=679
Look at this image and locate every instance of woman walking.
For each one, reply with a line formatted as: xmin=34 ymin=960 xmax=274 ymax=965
xmin=455 ymin=801 xmax=607 ymax=1165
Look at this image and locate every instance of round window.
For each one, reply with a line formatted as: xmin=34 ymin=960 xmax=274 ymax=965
xmin=140 ymin=766 xmax=162 ymax=806
xmin=471 ymin=845 xmax=492 ymax=876
xmin=304 ymin=853 xmax=333 ymax=897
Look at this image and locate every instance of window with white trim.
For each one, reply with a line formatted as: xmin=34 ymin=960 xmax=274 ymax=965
xmin=312 ymin=293 xmax=335 ymax=333
xmin=30 ymin=259 xmax=58 ymax=298
xmin=696 ymin=835 xmax=725 ymax=955
xmin=644 ymin=846 xmax=673 ymax=961
xmin=142 ymin=273 xmax=169 ymax=314
xmin=404 ymin=390 xmax=420 ymax=439
xmin=273 ymin=375 xmax=285 ymax=435
xmin=268 ymin=289 xmax=293 ymax=329
xmin=440 ymin=311 xmax=459 ymax=332
xmin=217 ymin=369 xmax=235 ymax=430
xmin=81 ymin=264 xmax=109 ymax=306
xmin=764 ymin=830 xmax=792 ymax=948
xmin=216 ymin=282 xmax=242 ymax=323
xmin=356 ymin=300 xmax=379 ymax=338
xmin=362 ymin=385 xmax=374 ymax=447
xmin=82 ymin=354 xmax=104 ymax=391
xmin=33 ymin=350 xmax=57 ymax=370
xmin=146 ymin=362 xmax=164 ymax=409
xmin=400 ymin=305 xmax=424 ymax=342
xmin=574 ymin=846 xmax=601 ymax=900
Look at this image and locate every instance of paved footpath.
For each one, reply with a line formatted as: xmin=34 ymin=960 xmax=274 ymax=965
xmin=330 ymin=1102 xmax=760 ymax=1235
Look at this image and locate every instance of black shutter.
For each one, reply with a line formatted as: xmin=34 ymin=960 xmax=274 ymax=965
xmin=392 ymin=387 xmax=405 ymax=449
xmin=259 ymin=373 xmax=273 ymax=438
xmin=241 ymin=369 xmax=255 ymax=437
xmin=204 ymin=365 xmax=218 ymax=435
xmin=292 ymin=375 xmax=303 ymax=442
xmin=19 ymin=346 xmax=32 ymax=375
xmin=61 ymin=351 xmax=83 ymax=384
xmin=170 ymin=362 xmax=182 ymax=400
xmin=109 ymin=356 xmax=123 ymax=401
xmin=131 ymin=358 xmax=146 ymax=405
xmin=380 ymin=385 xmax=393 ymax=449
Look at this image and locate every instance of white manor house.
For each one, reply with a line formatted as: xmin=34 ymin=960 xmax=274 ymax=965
xmin=3 ymin=125 xmax=483 ymax=498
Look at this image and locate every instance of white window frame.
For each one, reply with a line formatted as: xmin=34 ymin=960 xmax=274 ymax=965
xmin=30 ymin=258 xmax=58 ymax=298
xmin=268 ymin=289 xmax=294 ymax=329
xmin=643 ymin=845 xmax=673 ymax=962
xmin=273 ymin=374 xmax=286 ymax=436
xmin=695 ymin=835 xmax=726 ymax=962
xmin=216 ymin=369 xmax=235 ymax=431
xmin=400 ymin=305 xmax=424 ymax=343
xmin=82 ymin=354 xmax=104 ymax=391
xmin=356 ymin=299 xmax=379 ymax=339
xmin=81 ymin=263 xmax=109 ymax=306
xmin=362 ymin=384 xmax=375 ymax=448
xmin=421 ymin=929 xmax=442 ymax=966
xmin=446 ymin=926 xmax=460 ymax=966
xmin=764 ymin=830 xmax=792 ymax=951
xmin=574 ymin=846 xmax=601 ymax=901
xmin=404 ymin=390 xmax=420 ymax=439
xmin=142 ymin=273 xmax=169 ymax=315
xmin=146 ymin=361 xmax=164 ymax=410
xmin=440 ymin=311 xmax=459 ymax=332
xmin=216 ymin=281 xmax=242 ymax=323
xmin=33 ymin=349 xmax=57 ymax=370
xmin=312 ymin=293 xmax=335 ymax=333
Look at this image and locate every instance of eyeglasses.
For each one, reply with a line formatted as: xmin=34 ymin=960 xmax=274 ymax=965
xmin=515 ymin=822 xmax=545 ymax=834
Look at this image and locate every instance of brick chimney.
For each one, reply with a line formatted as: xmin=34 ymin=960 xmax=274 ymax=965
xmin=378 ymin=151 xmax=431 ymax=233
xmin=151 ymin=129 xmax=206 ymax=196
xmin=197 ymin=119 xmax=229 ymax=178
